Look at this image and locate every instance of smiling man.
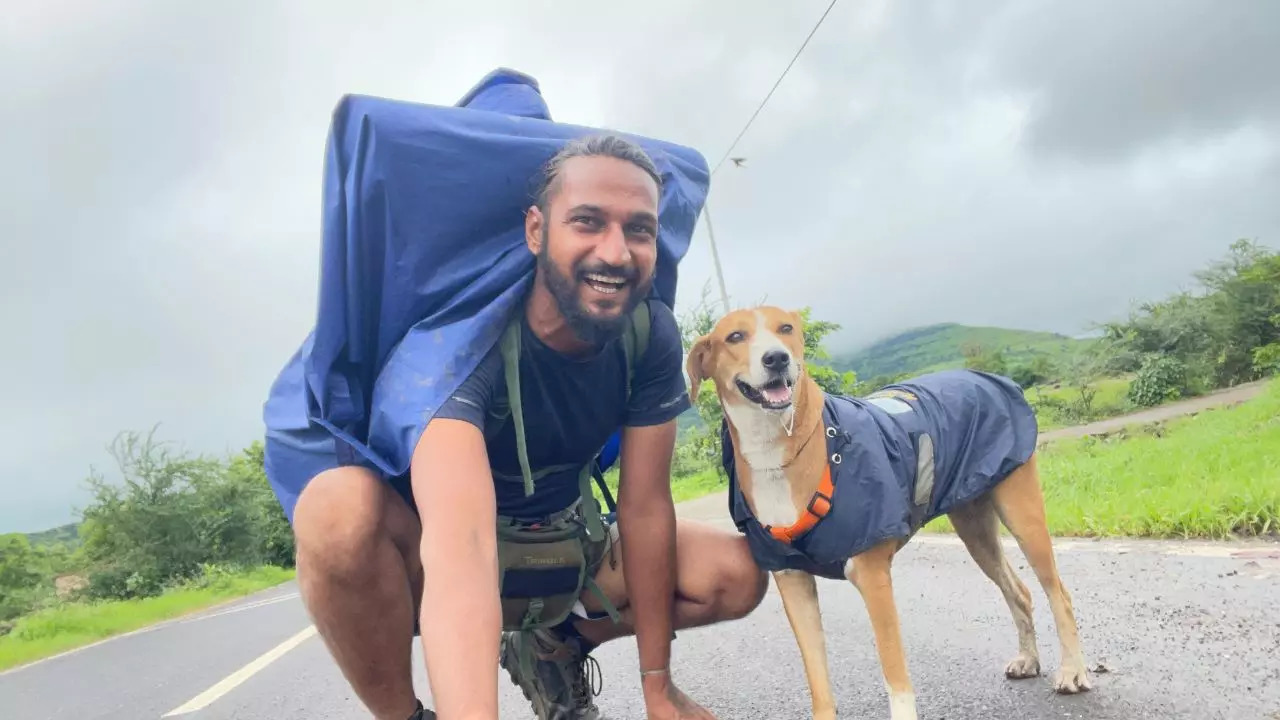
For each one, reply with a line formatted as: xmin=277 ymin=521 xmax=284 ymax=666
xmin=282 ymin=135 xmax=767 ymax=720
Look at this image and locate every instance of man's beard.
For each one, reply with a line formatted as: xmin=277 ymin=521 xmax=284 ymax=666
xmin=537 ymin=232 xmax=652 ymax=345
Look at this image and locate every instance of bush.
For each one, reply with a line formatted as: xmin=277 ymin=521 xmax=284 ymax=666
xmin=1128 ymin=355 xmax=1189 ymax=407
xmin=73 ymin=430 xmax=296 ymax=602
xmin=1254 ymin=341 xmax=1280 ymax=376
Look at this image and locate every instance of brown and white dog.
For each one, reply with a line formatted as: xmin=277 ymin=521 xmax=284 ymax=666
xmin=685 ymin=306 xmax=1092 ymax=720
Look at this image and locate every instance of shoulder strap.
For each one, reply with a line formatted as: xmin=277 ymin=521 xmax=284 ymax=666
xmin=618 ymin=300 xmax=652 ymax=403
xmin=497 ymin=302 xmax=654 ymax=514
xmin=499 ymin=316 xmax=534 ymax=498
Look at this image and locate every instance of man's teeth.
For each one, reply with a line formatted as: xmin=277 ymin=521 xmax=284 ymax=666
xmin=584 ymin=273 xmax=626 ymax=294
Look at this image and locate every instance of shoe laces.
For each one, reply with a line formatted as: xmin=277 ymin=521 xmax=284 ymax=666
xmin=568 ymin=652 xmax=604 ymax=710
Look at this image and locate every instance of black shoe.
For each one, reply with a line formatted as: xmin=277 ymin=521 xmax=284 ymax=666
xmin=408 ymin=698 xmax=436 ymax=720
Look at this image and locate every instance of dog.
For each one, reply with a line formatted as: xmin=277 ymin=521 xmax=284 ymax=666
xmin=684 ymin=306 xmax=1092 ymax=720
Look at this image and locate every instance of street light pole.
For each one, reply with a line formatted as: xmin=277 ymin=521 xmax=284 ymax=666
xmin=701 ymin=199 xmax=732 ymax=314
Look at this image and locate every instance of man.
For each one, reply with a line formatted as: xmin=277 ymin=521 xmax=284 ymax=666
xmin=272 ymin=134 xmax=767 ymax=720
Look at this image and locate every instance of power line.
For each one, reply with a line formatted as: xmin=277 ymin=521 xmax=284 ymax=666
xmin=709 ymin=0 xmax=840 ymax=177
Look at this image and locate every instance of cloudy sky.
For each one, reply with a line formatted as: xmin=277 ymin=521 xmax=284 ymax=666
xmin=4 ymin=0 xmax=1278 ymax=532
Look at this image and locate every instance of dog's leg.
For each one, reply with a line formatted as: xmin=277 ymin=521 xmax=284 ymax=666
xmin=773 ymin=570 xmax=837 ymax=720
xmin=948 ymin=497 xmax=1040 ymax=679
xmin=990 ymin=454 xmax=1093 ymax=694
xmin=846 ymin=541 xmax=916 ymax=720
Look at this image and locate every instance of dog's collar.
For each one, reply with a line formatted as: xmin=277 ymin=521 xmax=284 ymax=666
xmin=763 ymin=463 xmax=834 ymax=544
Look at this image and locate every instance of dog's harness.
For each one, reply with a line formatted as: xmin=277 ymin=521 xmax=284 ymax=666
xmin=763 ymin=464 xmax=834 ymax=544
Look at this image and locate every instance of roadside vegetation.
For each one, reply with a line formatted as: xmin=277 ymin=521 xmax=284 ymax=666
xmin=0 ymin=435 xmax=295 ymax=670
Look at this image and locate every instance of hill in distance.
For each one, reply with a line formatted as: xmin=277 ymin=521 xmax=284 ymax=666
xmin=24 ymin=522 xmax=80 ymax=547
xmin=831 ymin=322 xmax=1089 ymax=380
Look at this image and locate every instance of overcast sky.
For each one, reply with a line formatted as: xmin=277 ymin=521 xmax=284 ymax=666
xmin=4 ymin=0 xmax=1278 ymax=532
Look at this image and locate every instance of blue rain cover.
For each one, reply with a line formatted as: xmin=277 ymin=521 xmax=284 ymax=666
xmin=264 ymin=67 xmax=709 ymax=488
xmin=723 ymin=370 xmax=1039 ymax=580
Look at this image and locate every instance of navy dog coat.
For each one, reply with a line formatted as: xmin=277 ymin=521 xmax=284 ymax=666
xmin=723 ymin=369 xmax=1039 ymax=580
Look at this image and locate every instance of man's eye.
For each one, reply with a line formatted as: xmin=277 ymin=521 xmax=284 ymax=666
xmin=572 ymin=215 xmax=601 ymax=228
xmin=627 ymin=223 xmax=656 ymax=237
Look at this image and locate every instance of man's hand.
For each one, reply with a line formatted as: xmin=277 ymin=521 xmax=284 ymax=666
xmin=411 ymin=417 xmax=500 ymax=720
xmin=641 ymin=672 xmax=720 ymax=720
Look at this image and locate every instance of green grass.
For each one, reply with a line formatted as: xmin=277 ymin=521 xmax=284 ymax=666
xmin=669 ymin=468 xmax=728 ymax=503
xmin=0 ymin=565 xmax=295 ymax=671
xmin=924 ymin=377 xmax=1280 ymax=538
xmin=1027 ymin=375 xmax=1134 ymax=431
xmin=594 ymin=467 xmax=729 ymax=509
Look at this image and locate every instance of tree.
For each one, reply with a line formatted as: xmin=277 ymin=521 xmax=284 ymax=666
xmin=795 ymin=308 xmax=861 ymax=396
xmin=1101 ymin=239 xmax=1280 ymax=392
xmin=961 ymin=343 xmax=1009 ymax=376
xmin=76 ymin=428 xmax=297 ymax=600
xmin=0 ymin=534 xmax=55 ymax=622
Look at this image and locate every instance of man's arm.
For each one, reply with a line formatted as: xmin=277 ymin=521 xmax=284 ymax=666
xmin=615 ymin=418 xmax=679 ymax=696
xmin=411 ymin=416 xmax=500 ymax=720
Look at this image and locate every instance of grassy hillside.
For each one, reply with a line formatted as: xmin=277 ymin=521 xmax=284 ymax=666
xmin=25 ymin=523 xmax=80 ymax=548
xmin=832 ymin=322 xmax=1089 ymax=380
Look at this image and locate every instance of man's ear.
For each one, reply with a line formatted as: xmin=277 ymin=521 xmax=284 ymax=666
xmin=685 ymin=335 xmax=712 ymax=402
xmin=525 ymin=205 xmax=544 ymax=255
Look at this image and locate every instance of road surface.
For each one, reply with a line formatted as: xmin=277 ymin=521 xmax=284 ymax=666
xmin=3 ymin=527 xmax=1277 ymax=719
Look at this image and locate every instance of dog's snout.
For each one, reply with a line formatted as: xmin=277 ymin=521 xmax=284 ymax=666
xmin=761 ymin=349 xmax=790 ymax=371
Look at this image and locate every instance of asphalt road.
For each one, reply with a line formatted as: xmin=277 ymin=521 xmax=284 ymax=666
xmin=3 ymin=531 xmax=1278 ymax=720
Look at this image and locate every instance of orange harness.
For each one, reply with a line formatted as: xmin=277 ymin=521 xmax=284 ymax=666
xmin=763 ymin=464 xmax=835 ymax=544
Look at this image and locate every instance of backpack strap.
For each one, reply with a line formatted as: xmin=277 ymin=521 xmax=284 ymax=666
xmin=498 ymin=302 xmax=653 ymax=518
xmin=499 ymin=316 xmax=535 ymax=498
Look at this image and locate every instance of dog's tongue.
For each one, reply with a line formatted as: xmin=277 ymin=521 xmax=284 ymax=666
xmin=762 ymin=383 xmax=793 ymax=405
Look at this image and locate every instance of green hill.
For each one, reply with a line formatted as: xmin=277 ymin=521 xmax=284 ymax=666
xmin=25 ymin=522 xmax=80 ymax=548
xmin=832 ymin=323 xmax=1089 ymax=381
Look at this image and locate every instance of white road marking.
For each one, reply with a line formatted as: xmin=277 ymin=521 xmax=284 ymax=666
xmin=177 ymin=592 xmax=300 ymax=624
xmin=162 ymin=624 xmax=318 ymax=717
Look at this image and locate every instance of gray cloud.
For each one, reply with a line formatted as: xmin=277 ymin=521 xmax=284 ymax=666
xmin=3 ymin=0 xmax=1278 ymax=531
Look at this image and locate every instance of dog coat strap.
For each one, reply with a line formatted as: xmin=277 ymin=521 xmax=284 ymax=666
xmin=765 ymin=464 xmax=835 ymax=544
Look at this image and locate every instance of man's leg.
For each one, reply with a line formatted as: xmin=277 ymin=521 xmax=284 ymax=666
xmin=293 ymin=466 xmax=426 ymax=720
xmin=575 ymin=517 xmax=767 ymax=643
xmin=499 ymin=518 xmax=766 ymax=718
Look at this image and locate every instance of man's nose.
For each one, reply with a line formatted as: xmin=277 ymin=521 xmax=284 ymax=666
xmin=762 ymin=349 xmax=790 ymax=371
xmin=595 ymin=223 xmax=632 ymax=266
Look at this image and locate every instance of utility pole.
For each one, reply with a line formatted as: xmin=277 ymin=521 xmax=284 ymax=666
xmin=701 ymin=200 xmax=732 ymax=314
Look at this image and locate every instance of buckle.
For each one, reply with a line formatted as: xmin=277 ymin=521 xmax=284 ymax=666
xmin=806 ymin=492 xmax=832 ymax=518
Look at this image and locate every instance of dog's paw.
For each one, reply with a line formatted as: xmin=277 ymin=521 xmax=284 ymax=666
xmin=1004 ymin=652 xmax=1041 ymax=679
xmin=1053 ymin=663 xmax=1094 ymax=694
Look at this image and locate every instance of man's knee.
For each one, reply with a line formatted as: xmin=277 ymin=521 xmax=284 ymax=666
xmin=293 ymin=466 xmax=402 ymax=578
xmin=722 ymin=561 xmax=769 ymax=620
xmin=711 ymin=539 xmax=768 ymax=620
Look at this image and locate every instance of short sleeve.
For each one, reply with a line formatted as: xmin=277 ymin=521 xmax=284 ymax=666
xmin=433 ymin=345 xmax=503 ymax=429
xmin=624 ymin=300 xmax=693 ymax=427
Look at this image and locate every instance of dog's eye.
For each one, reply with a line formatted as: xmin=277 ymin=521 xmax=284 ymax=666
xmin=778 ymin=324 xmax=793 ymax=334
xmin=726 ymin=331 xmax=745 ymax=344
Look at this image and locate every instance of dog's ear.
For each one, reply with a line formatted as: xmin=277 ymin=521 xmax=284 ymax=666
xmin=685 ymin=334 xmax=712 ymax=402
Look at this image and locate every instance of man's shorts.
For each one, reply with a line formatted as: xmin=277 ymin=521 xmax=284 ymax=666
xmin=263 ymin=421 xmax=416 ymax=525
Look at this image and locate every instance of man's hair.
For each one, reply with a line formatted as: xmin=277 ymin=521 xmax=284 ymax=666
xmin=532 ymin=134 xmax=663 ymax=211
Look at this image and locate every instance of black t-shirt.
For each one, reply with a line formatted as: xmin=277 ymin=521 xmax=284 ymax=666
xmin=434 ymin=298 xmax=691 ymax=520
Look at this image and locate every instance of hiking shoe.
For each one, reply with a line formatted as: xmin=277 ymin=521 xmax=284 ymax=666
xmin=499 ymin=628 xmax=607 ymax=719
